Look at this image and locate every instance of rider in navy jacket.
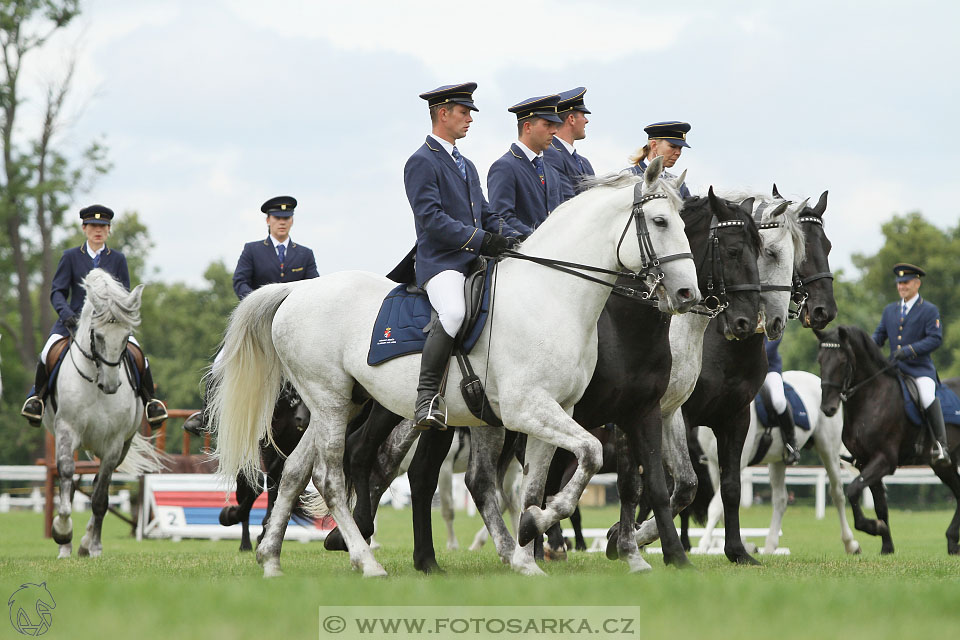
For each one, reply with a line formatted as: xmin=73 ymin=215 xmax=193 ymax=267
xmin=22 ymin=205 xmax=167 ymax=427
xmin=544 ymin=87 xmax=595 ymax=200
xmin=625 ymin=121 xmax=692 ymax=199
xmin=185 ymin=196 xmax=318 ymax=434
xmin=872 ymin=262 xmax=949 ymax=466
xmin=488 ymin=95 xmax=571 ymax=232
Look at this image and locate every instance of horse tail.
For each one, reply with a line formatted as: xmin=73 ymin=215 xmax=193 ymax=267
xmin=118 ymin=432 xmax=169 ymax=475
xmin=211 ymin=284 xmax=293 ymax=488
xmin=296 ymin=492 xmax=329 ymax=519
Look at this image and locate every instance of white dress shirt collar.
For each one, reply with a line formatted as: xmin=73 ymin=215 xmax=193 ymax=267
xmin=84 ymin=243 xmax=104 ymax=260
xmin=902 ymin=294 xmax=919 ymax=314
xmin=554 ymin=136 xmax=576 ymax=154
xmin=515 ymin=140 xmax=541 ymax=162
xmin=270 ymin=236 xmax=290 ymax=252
xmin=428 ymin=134 xmax=457 ymax=160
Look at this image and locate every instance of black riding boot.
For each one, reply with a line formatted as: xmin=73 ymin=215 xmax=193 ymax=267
xmin=139 ymin=365 xmax=168 ymax=428
xmin=925 ymin=398 xmax=951 ymax=468
xmin=182 ymin=379 xmax=209 ymax=437
xmin=413 ymin=323 xmax=456 ymax=431
xmin=777 ymin=407 xmax=801 ymax=465
xmin=20 ymin=362 xmax=48 ymax=427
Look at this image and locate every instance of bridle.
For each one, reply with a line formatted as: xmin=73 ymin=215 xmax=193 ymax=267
xmin=501 ymin=182 xmax=693 ymax=304
xmin=789 ymin=215 xmax=834 ymax=320
xmin=753 ymin=201 xmax=795 ymax=297
xmin=67 ymin=322 xmax=132 ymax=389
xmin=818 ymin=340 xmax=894 ymax=402
xmin=699 ymin=215 xmax=760 ymax=316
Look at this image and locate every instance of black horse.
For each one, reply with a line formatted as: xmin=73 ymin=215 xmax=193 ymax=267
xmin=816 ymin=325 xmax=960 ymax=554
xmin=614 ymin=189 xmax=833 ymax=564
xmin=327 ymin=189 xmax=762 ymax=572
xmin=218 ymin=382 xmax=311 ymax=551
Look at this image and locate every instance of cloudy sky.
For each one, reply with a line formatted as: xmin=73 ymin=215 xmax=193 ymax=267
xmin=17 ymin=0 xmax=960 ymax=286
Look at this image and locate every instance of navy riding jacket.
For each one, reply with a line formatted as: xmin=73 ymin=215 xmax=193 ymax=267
xmin=233 ymin=238 xmax=319 ymax=299
xmin=488 ymin=143 xmax=570 ymax=231
xmin=544 ymin=139 xmax=595 ymax=200
xmin=873 ymin=296 xmax=942 ymax=379
xmin=402 ymin=136 xmax=527 ymax=286
xmin=50 ymin=244 xmax=130 ymax=336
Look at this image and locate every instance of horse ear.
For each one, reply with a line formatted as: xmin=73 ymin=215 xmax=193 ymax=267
xmin=772 ymin=183 xmax=783 ymax=199
xmin=837 ymin=325 xmax=847 ymax=342
xmin=673 ymin=169 xmax=687 ymax=193
xmin=128 ymin=284 xmax=145 ymax=307
xmin=737 ymin=197 xmax=755 ymax=218
xmin=813 ymin=190 xmax=828 ymax=216
xmin=707 ymin=185 xmax=721 ymax=211
xmin=768 ymin=201 xmax=789 ymax=220
xmin=644 ymin=155 xmax=664 ymax=189
xmin=793 ymin=197 xmax=811 ymax=215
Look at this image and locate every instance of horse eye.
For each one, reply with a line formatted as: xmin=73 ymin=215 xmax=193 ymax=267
xmin=765 ymin=249 xmax=778 ymax=259
xmin=652 ymin=217 xmax=667 ymax=227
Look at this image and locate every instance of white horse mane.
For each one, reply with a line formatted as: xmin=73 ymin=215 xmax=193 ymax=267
xmin=82 ymin=269 xmax=142 ymax=328
xmin=717 ymin=190 xmax=806 ymax=267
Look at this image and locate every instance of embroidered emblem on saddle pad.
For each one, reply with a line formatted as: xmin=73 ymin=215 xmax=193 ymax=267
xmin=900 ymin=379 xmax=960 ymax=428
xmin=755 ymin=382 xmax=811 ymax=431
xmin=367 ymin=268 xmax=494 ymax=366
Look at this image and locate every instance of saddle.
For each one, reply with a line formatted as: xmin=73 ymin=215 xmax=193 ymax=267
xmin=45 ymin=337 xmax=146 ymax=390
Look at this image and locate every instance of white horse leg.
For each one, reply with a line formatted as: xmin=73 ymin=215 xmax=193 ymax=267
xmin=464 ymin=428 xmax=517 ymax=566
xmin=636 ymin=410 xmax=696 ymax=546
xmin=311 ymin=416 xmax=386 ymax=579
xmin=815 ymin=431 xmax=861 ymax=554
xmin=764 ymin=461 xmax=788 ymax=553
xmin=79 ymin=442 xmax=125 ymax=558
xmin=510 ymin=437 xmax=555 ymax=576
xmin=698 ymin=486 xmax=725 ymax=551
xmin=256 ymin=425 xmax=318 ymax=578
xmin=52 ymin=424 xmax=79 ymax=559
xmin=439 ymin=447 xmax=458 ymax=550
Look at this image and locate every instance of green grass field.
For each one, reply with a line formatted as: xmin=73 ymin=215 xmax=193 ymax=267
xmin=2 ymin=503 xmax=959 ymax=639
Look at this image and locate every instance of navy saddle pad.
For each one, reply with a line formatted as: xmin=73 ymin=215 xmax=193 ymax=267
xmin=367 ymin=270 xmax=493 ymax=366
xmin=900 ymin=379 xmax=960 ymax=428
xmin=755 ymin=382 xmax=811 ymax=431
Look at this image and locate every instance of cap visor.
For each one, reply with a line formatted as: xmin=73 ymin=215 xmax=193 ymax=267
xmin=452 ymin=99 xmax=479 ymax=111
xmin=265 ymin=211 xmax=294 ymax=217
xmin=666 ymin=138 xmax=691 ymax=148
xmin=895 ymin=275 xmax=918 ymax=283
xmin=82 ymin=219 xmax=111 ymax=225
xmin=541 ymin=114 xmax=563 ymax=123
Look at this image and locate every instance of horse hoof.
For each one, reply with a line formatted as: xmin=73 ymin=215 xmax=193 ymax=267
xmin=57 ymin=544 xmax=72 ymax=559
xmin=517 ymin=511 xmax=539 ymax=547
xmin=324 ymin=527 xmax=348 ymax=552
xmin=363 ymin=566 xmax=388 ymax=579
xmin=847 ymin=542 xmax=862 ymax=555
xmin=262 ymin=558 xmax=283 ymax=578
xmin=239 ymin=543 xmax=253 ymax=552
xmin=544 ymin=548 xmax=567 ymax=562
xmin=626 ymin=556 xmax=653 ymax=574
xmin=515 ymin=563 xmax=547 ymax=577
xmin=78 ymin=545 xmax=89 ymax=557
xmin=416 ymin=559 xmax=444 ymax=575
xmin=219 ymin=507 xmax=239 ymax=527
xmin=733 ymin=553 xmax=761 ymax=566
xmin=605 ymin=530 xmax=620 ymax=561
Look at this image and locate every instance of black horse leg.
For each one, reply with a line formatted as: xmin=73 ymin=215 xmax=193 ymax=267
xmin=714 ymin=411 xmax=759 ymax=565
xmin=605 ymin=426 xmax=648 ymax=571
xmin=931 ymin=460 xmax=960 ymax=555
xmin=569 ymin=507 xmax=587 ymax=552
xmin=219 ymin=471 xmax=262 ymax=552
xmin=869 ymin=481 xmax=895 ymax=555
xmin=409 ymin=427 xmax=455 ymax=574
xmin=844 ymin=456 xmax=895 ymax=551
xmin=542 ymin=448 xmax=575 ymax=559
xmin=679 ymin=511 xmax=691 ymax=552
xmin=325 ymin=403 xmax=402 ymax=552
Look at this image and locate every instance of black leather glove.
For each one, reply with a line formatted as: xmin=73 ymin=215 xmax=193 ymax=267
xmin=891 ymin=348 xmax=910 ymax=361
xmin=64 ymin=315 xmax=79 ymax=331
xmin=480 ymin=232 xmax=511 ymax=257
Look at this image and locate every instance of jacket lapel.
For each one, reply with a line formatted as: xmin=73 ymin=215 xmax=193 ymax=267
xmin=426 ymin=136 xmax=466 ymax=183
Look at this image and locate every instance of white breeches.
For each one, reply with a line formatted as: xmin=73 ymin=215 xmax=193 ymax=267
xmin=908 ymin=376 xmax=937 ymax=409
xmin=763 ymin=371 xmax=787 ymax=414
xmin=424 ymin=270 xmax=466 ymax=339
xmin=40 ymin=333 xmax=143 ymax=365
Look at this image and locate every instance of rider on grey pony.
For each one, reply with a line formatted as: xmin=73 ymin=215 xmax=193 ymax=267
xmin=21 ymin=205 xmax=167 ymax=428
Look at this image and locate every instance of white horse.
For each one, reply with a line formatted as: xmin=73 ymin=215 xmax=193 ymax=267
xmin=46 ymin=269 xmax=166 ymax=558
xmin=629 ymin=195 xmax=807 ymax=567
xmin=696 ymin=369 xmax=860 ymax=554
xmin=212 ymin=159 xmax=700 ymax=578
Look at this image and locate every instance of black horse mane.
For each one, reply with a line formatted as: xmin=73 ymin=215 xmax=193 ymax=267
xmin=837 ymin=324 xmax=897 ymax=380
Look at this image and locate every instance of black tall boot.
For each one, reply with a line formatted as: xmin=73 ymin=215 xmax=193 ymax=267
xmin=20 ymin=362 xmax=48 ymax=427
xmin=183 ymin=379 xmax=209 ymax=436
xmin=413 ymin=323 xmax=456 ymax=431
xmin=925 ymin=398 xmax=952 ymax=468
xmin=777 ymin=407 xmax=801 ymax=465
xmin=138 ymin=365 xmax=168 ymax=428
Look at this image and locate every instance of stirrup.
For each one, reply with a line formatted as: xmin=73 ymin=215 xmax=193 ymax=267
xmin=145 ymin=399 xmax=168 ymax=426
xmin=182 ymin=411 xmax=206 ymax=436
xmin=783 ymin=443 xmax=801 ymax=465
xmin=21 ymin=397 xmax=44 ymax=426
xmin=930 ymin=442 xmax=951 ymax=467
xmin=414 ymin=395 xmax=448 ymax=431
